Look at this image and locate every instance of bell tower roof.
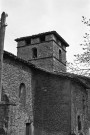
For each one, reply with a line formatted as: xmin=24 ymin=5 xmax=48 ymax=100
xmin=15 ymin=31 xmax=69 ymax=47
xmin=15 ymin=31 xmax=69 ymax=72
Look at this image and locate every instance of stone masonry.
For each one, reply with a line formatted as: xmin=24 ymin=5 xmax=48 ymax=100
xmin=0 ymin=30 xmax=89 ymax=135
xmin=16 ymin=31 xmax=68 ymax=72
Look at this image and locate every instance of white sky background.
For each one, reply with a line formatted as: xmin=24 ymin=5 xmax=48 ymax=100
xmin=1 ymin=0 xmax=90 ymax=62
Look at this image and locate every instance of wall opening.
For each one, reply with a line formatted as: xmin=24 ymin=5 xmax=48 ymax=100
xmin=26 ymin=123 xmax=31 ymax=135
xmin=77 ymin=115 xmax=81 ymax=131
xmin=40 ymin=35 xmax=45 ymax=43
xmin=19 ymin=83 xmax=26 ymax=98
xmin=19 ymin=83 xmax=26 ymax=106
xmin=56 ymin=37 xmax=60 ymax=44
xmin=59 ymin=49 xmax=62 ymax=61
xmin=26 ymin=38 xmax=31 ymax=45
xmin=32 ymin=48 xmax=37 ymax=58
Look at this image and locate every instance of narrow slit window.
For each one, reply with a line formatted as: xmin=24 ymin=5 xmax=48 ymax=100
xmin=19 ymin=83 xmax=26 ymax=106
xmin=32 ymin=48 xmax=37 ymax=58
xmin=59 ymin=49 xmax=62 ymax=61
xmin=78 ymin=115 xmax=81 ymax=131
xmin=26 ymin=123 xmax=31 ymax=135
xmin=19 ymin=83 xmax=25 ymax=98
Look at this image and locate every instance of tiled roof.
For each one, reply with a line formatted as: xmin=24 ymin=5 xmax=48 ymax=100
xmin=4 ymin=50 xmax=36 ymax=68
xmin=15 ymin=31 xmax=69 ymax=47
xmin=4 ymin=50 xmax=90 ymax=89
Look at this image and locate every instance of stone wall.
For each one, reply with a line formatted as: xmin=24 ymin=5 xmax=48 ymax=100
xmin=87 ymin=89 xmax=90 ymax=135
xmin=71 ymin=81 xmax=88 ymax=135
xmin=32 ymin=69 xmax=88 ymax=135
xmin=53 ymin=57 xmax=66 ymax=72
xmin=0 ymin=53 xmax=88 ymax=135
xmin=32 ymin=70 xmax=71 ymax=135
xmin=17 ymin=41 xmax=53 ymax=61
xmin=17 ymin=35 xmax=66 ymax=73
xmin=53 ymin=41 xmax=66 ymax=65
xmin=0 ymin=56 xmax=33 ymax=135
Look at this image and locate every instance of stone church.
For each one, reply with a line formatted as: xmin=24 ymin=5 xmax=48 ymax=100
xmin=0 ymin=12 xmax=90 ymax=135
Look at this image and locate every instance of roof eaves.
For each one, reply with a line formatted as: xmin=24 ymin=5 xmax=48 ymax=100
xmin=3 ymin=51 xmax=36 ymax=68
xmin=15 ymin=31 xmax=69 ymax=47
xmin=3 ymin=51 xmax=89 ymax=88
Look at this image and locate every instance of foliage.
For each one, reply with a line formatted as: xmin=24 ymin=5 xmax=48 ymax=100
xmin=67 ymin=16 xmax=90 ymax=76
xmin=66 ymin=61 xmax=90 ymax=76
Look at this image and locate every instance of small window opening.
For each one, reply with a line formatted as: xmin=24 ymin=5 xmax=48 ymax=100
xmin=78 ymin=115 xmax=81 ymax=131
xmin=19 ymin=83 xmax=25 ymax=98
xmin=26 ymin=123 xmax=31 ymax=135
xmin=32 ymin=48 xmax=37 ymax=58
xmin=19 ymin=83 xmax=26 ymax=106
xmin=40 ymin=35 xmax=45 ymax=42
xmin=26 ymin=38 xmax=31 ymax=45
xmin=59 ymin=49 xmax=62 ymax=61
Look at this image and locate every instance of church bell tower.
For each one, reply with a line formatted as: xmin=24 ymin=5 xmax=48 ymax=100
xmin=15 ymin=31 xmax=69 ymax=72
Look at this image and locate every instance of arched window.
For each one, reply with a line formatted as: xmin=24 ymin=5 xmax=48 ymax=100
xmin=77 ymin=115 xmax=81 ymax=131
xmin=32 ymin=48 xmax=37 ymax=58
xmin=59 ymin=49 xmax=62 ymax=61
xmin=19 ymin=83 xmax=25 ymax=98
xmin=19 ymin=83 xmax=26 ymax=106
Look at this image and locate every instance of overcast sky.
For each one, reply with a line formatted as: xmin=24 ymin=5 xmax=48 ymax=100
xmin=1 ymin=0 xmax=90 ymax=62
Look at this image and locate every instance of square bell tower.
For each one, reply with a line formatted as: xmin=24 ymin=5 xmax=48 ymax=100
xmin=15 ymin=31 xmax=69 ymax=72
